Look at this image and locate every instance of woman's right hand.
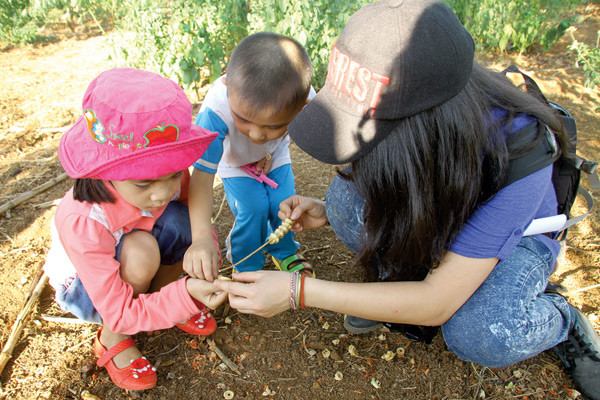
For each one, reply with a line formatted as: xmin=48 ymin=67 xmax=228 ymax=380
xmin=278 ymin=195 xmax=328 ymax=232
xmin=214 ymin=271 xmax=292 ymax=317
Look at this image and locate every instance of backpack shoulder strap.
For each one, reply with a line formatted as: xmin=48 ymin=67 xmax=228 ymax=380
xmin=501 ymin=121 xmax=561 ymax=189
xmin=501 ymin=66 xmax=599 ymax=237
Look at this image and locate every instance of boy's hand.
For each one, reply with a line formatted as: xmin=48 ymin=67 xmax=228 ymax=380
xmin=183 ymin=238 xmax=220 ymax=281
xmin=278 ymin=195 xmax=328 ymax=232
xmin=186 ymin=278 xmax=228 ymax=310
xmin=255 ymin=154 xmax=273 ymax=174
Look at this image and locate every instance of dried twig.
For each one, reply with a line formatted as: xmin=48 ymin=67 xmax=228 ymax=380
xmin=0 ymin=273 xmax=49 ymax=375
xmin=155 ymin=344 xmax=181 ymax=358
xmin=24 ymin=265 xmax=45 ymax=301
xmin=0 ymin=246 xmax=32 ymax=258
xmin=0 ymin=172 xmax=69 ymax=215
xmin=38 ymin=127 xmax=70 ymax=134
xmin=39 ymin=315 xmax=96 ymax=324
xmin=565 ymin=282 xmax=600 ymax=294
xmin=65 ymin=332 xmax=97 ymax=352
xmin=218 ymin=218 xmax=294 ymax=273
xmin=211 ymin=194 xmax=227 ymax=225
xmin=302 ymin=245 xmax=331 ymax=254
xmin=0 ymin=157 xmax=57 ymax=165
xmin=219 ymin=242 xmax=269 ymax=273
xmin=33 ymin=199 xmax=61 ymax=209
xmin=207 ymin=339 xmax=240 ymax=375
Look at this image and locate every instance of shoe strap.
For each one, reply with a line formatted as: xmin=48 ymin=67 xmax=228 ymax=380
xmin=97 ymin=337 xmax=137 ymax=367
xmin=279 ymin=254 xmax=313 ymax=273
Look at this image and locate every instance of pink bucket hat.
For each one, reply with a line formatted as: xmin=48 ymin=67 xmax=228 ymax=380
xmin=59 ymin=68 xmax=217 ymax=180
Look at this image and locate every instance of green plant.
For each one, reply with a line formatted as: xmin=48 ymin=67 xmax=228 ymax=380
xmin=247 ymin=0 xmax=368 ymax=89
xmin=109 ymin=0 xmax=369 ymax=91
xmin=568 ymin=27 xmax=600 ymax=91
xmin=109 ymin=0 xmax=248 ymax=93
xmin=0 ymin=0 xmax=38 ymax=46
xmin=35 ymin=0 xmax=124 ymax=33
xmin=0 ymin=0 xmax=124 ymax=47
xmin=443 ymin=0 xmax=583 ymax=53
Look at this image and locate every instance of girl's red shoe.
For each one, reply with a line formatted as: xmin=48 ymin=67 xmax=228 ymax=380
xmin=93 ymin=329 xmax=157 ymax=391
xmin=176 ymin=308 xmax=217 ymax=336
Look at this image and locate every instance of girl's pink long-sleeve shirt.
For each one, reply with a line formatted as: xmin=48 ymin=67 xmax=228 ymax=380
xmin=43 ymin=172 xmax=203 ymax=335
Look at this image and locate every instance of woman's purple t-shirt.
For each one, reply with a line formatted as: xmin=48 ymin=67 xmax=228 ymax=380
xmin=449 ymin=111 xmax=561 ymax=262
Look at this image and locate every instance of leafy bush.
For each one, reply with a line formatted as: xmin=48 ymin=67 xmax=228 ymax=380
xmin=442 ymin=0 xmax=584 ymax=53
xmin=109 ymin=0 xmax=368 ymax=91
xmin=0 ymin=0 xmax=38 ymax=46
xmin=3 ymin=0 xmax=589 ymax=93
xmin=0 ymin=0 xmax=123 ymax=47
xmin=568 ymin=27 xmax=600 ymax=91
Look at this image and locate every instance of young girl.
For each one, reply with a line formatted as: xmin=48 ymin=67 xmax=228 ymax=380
xmin=44 ymin=68 xmax=227 ymax=391
xmin=215 ymin=1 xmax=600 ymax=398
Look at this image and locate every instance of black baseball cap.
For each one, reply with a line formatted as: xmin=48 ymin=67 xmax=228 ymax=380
xmin=288 ymin=0 xmax=475 ymax=164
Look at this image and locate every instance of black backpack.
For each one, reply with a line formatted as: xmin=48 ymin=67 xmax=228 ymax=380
xmin=501 ymin=65 xmax=599 ymax=240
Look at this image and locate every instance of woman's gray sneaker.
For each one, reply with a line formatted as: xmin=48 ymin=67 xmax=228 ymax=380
xmin=554 ymin=304 xmax=600 ymax=400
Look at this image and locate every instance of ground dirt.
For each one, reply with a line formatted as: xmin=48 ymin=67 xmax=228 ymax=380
xmin=1 ymin=4 xmax=600 ymax=400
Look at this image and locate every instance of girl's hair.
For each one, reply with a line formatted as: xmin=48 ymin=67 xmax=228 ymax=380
xmin=73 ymin=178 xmax=115 ymax=204
xmin=226 ymin=31 xmax=313 ymax=118
xmin=345 ymin=62 xmax=569 ymax=282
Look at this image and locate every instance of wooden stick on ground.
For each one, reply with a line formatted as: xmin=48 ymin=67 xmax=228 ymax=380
xmin=0 ymin=273 xmax=49 ymax=375
xmin=39 ymin=315 xmax=96 ymax=325
xmin=0 ymin=172 xmax=69 ymax=215
xmin=207 ymin=339 xmax=240 ymax=375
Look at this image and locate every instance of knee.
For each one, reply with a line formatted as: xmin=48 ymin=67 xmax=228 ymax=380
xmin=443 ymin=315 xmax=526 ymax=368
xmin=325 ymin=176 xmax=365 ymax=253
xmin=120 ymin=231 xmax=160 ymax=288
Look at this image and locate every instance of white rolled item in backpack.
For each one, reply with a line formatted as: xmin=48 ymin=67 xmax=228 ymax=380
xmin=523 ymin=214 xmax=567 ymax=236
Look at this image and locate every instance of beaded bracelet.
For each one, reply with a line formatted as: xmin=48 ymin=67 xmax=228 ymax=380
xmin=289 ymin=271 xmax=299 ymax=310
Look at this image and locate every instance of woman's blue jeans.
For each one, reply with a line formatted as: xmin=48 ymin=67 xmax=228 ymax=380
xmin=325 ymin=174 xmax=573 ymax=367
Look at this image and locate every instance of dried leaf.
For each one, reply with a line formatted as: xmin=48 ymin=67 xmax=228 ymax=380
xmin=348 ymin=344 xmax=358 ymax=356
xmin=370 ymin=377 xmax=381 ymax=389
xmin=381 ymin=351 xmax=395 ymax=361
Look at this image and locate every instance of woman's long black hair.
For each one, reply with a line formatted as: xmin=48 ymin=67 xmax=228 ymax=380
xmin=345 ymin=62 xmax=570 ymax=282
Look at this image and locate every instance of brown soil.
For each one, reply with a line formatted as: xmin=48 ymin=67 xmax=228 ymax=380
xmin=1 ymin=4 xmax=599 ymax=399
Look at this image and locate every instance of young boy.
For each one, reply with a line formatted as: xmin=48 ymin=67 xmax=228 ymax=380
xmin=184 ymin=31 xmax=315 ymax=281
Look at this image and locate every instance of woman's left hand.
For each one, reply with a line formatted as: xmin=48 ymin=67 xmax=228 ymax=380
xmin=214 ymin=271 xmax=290 ymax=317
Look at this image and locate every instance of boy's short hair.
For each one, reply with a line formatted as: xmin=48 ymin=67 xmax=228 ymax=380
xmin=226 ymin=31 xmax=313 ymax=118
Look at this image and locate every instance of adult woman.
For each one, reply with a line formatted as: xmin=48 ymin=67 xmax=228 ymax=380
xmin=214 ymin=0 xmax=600 ymax=397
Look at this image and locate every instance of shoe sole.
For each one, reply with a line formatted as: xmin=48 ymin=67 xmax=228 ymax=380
xmin=343 ymin=316 xmax=383 ymax=334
